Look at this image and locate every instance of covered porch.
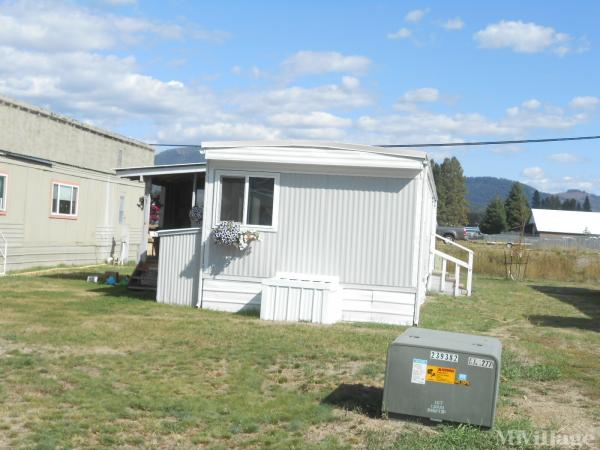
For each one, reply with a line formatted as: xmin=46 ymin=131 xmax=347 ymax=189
xmin=116 ymin=163 xmax=206 ymax=302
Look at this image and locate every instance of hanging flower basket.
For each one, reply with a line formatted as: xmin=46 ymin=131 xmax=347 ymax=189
xmin=212 ymin=221 xmax=260 ymax=251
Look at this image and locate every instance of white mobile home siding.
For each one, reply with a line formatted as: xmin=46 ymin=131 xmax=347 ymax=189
xmin=205 ymin=169 xmax=418 ymax=287
xmin=201 ymin=160 xmax=428 ymax=325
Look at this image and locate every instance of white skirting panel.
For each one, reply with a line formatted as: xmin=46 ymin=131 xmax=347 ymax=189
xmin=201 ymin=277 xmax=417 ymax=325
xmin=201 ymin=278 xmax=262 ymax=313
xmin=341 ymin=288 xmax=416 ymax=326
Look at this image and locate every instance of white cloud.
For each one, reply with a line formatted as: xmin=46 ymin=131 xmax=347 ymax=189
xmin=267 ymin=111 xmax=351 ymax=128
xmin=0 ymin=0 xmax=228 ymax=53
xmin=405 ymin=9 xmax=428 ymax=23
xmin=569 ymin=96 xmax=598 ymax=109
xmin=474 ymin=20 xmax=574 ymax=55
xmin=523 ymin=166 xmax=545 ymax=178
xmin=403 ymin=87 xmax=439 ymax=103
xmin=281 ymin=51 xmax=371 ymax=79
xmin=341 ymin=76 xmax=360 ymax=89
xmin=522 ymin=99 xmax=541 ymax=109
xmin=548 ymin=153 xmax=583 ymax=163
xmin=443 ymin=18 xmax=464 ymax=30
xmin=233 ymin=77 xmax=372 ymax=115
xmin=387 ymin=28 xmax=411 ymax=40
xmin=521 ymin=167 xmax=595 ymax=193
xmin=231 ymin=65 xmax=242 ymax=76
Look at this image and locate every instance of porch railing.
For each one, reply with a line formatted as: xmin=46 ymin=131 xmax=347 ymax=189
xmin=431 ymin=234 xmax=473 ymax=296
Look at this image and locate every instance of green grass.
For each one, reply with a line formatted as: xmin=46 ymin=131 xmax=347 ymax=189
xmin=0 ymin=271 xmax=599 ymax=448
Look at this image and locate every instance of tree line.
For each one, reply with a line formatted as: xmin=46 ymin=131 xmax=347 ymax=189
xmin=432 ymin=156 xmax=593 ymax=234
xmin=531 ymin=190 xmax=592 ymax=212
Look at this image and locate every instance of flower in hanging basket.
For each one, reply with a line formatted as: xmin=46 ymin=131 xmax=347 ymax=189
xmin=212 ymin=222 xmax=260 ymax=250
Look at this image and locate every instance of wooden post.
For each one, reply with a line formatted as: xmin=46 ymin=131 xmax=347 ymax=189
xmin=137 ymin=176 xmax=152 ymax=263
xmin=191 ymin=172 xmax=197 ymax=207
xmin=466 ymin=252 xmax=473 ymax=296
xmin=440 ymin=259 xmax=447 ymax=292
xmin=454 ymin=264 xmax=460 ymax=296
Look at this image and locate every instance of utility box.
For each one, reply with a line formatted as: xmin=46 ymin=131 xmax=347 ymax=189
xmin=382 ymin=327 xmax=501 ymax=428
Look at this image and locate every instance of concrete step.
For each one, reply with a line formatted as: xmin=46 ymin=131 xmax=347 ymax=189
xmin=428 ymin=273 xmax=467 ymax=296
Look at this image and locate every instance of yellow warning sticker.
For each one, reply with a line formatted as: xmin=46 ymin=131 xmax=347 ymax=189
xmin=426 ymin=365 xmax=456 ymax=384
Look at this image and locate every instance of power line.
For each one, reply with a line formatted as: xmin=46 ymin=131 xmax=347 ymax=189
xmin=148 ymin=134 xmax=600 ymax=149
xmin=378 ymin=135 xmax=600 ymax=148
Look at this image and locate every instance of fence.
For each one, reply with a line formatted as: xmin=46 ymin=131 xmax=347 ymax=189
xmin=483 ymin=233 xmax=600 ymax=252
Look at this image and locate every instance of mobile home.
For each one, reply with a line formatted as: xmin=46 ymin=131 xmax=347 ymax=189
xmin=118 ymin=141 xmax=441 ymax=325
xmin=0 ymin=94 xmax=154 ymax=272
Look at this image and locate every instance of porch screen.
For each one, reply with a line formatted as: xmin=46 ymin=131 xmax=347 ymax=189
xmin=220 ymin=176 xmax=244 ymax=222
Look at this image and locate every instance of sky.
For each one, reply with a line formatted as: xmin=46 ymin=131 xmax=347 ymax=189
xmin=0 ymin=0 xmax=599 ymax=194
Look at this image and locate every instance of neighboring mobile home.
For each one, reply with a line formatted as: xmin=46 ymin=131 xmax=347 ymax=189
xmin=119 ymin=141 xmax=441 ymax=325
xmin=0 ymin=94 xmax=154 ymax=272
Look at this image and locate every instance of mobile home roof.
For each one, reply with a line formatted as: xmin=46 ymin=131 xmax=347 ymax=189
xmin=531 ymin=208 xmax=600 ymax=235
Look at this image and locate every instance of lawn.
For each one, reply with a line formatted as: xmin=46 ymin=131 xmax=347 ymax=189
xmin=0 ymin=269 xmax=598 ymax=449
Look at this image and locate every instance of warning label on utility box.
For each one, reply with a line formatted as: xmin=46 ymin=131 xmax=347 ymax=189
xmin=426 ymin=365 xmax=456 ymax=384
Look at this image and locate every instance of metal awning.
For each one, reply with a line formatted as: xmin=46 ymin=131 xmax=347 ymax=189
xmin=115 ymin=163 xmax=206 ymax=180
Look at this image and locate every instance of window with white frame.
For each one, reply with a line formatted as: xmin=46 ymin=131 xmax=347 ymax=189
xmin=216 ymin=171 xmax=278 ymax=228
xmin=0 ymin=174 xmax=6 ymax=212
xmin=51 ymin=182 xmax=79 ymax=217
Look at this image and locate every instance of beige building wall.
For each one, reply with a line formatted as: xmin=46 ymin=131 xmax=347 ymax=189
xmin=0 ymin=95 xmax=154 ymax=271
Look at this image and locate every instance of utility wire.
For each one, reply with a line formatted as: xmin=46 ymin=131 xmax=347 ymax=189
xmin=148 ymin=134 xmax=600 ymax=149
xmin=378 ymin=135 xmax=600 ymax=148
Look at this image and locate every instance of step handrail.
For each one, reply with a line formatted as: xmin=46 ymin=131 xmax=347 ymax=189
xmin=433 ymin=234 xmax=474 ymax=296
xmin=0 ymin=230 xmax=7 ymax=276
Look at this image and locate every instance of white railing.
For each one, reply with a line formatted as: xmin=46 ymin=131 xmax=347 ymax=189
xmin=0 ymin=230 xmax=7 ymax=276
xmin=432 ymin=234 xmax=473 ymax=296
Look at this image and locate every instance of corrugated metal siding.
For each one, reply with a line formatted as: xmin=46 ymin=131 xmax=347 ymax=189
xmin=157 ymin=230 xmax=202 ymax=306
xmin=207 ymin=172 xmax=418 ymax=287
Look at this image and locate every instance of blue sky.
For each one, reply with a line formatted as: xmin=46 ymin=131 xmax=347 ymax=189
xmin=0 ymin=0 xmax=598 ymax=193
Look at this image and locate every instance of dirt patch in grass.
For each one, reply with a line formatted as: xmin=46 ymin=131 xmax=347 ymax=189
xmin=514 ymin=383 xmax=599 ymax=435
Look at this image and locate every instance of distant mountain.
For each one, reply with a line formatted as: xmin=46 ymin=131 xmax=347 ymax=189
xmin=154 ymin=146 xmax=204 ymax=165
xmin=466 ymin=177 xmax=599 ymax=212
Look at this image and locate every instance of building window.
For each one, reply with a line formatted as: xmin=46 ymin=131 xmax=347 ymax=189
xmin=0 ymin=174 xmax=6 ymax=212
xmin=118 ymin=194 xmax=126 ymax=225
xmin=51 ymin=182 xmax=79 ymax=217
xmin=216 ymin=171 xmax=279 ymax=229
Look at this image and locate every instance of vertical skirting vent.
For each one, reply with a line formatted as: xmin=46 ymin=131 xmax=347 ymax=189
xmin=260 ymin=273 xmax=342 ymax=324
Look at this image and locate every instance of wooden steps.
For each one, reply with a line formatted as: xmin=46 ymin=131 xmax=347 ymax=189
xmin=128 ymin=256 xmax=158 ymax=291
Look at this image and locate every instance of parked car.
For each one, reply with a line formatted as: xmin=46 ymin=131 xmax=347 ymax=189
xmin=465 ymin=226 xmax=484 ymax=240
xmin=436 ymin=225 xmax=467 ymax=242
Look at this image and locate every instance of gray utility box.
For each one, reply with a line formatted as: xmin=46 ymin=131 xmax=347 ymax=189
xmin=382 ymin=327 xmax=502 ymax=428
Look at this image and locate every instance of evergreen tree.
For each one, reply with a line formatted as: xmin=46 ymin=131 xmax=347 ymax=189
xmin=576 ymin=201 xmax=582 ymax=211
xmin=505 ymin=182 xmax=530 ymax=230
xmin=583 ymin=195 xmax=592 ymax=212
xmin=562 ymin=198 xmax=577 ymax=211
xmin=431 ymin=160 xmax=447 ymax=224
xmin=480 ymin=196 xmax=507 ymax=234
xmin=435 ymin=157 xmax=468 ymax=226
xmin=542 ymin=195 xmax=562 ymax=210
xmin=531 ymin=190 xmax=542 ymax=208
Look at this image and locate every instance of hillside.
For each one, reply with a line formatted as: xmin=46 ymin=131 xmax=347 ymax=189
xmin=466 ymin=177 xmax=599 ymax=212
xmin=154 ymin=146 xmax=204 ymax=165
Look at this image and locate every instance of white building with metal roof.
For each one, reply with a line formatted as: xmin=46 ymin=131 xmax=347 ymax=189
xmin=531 ymin=208 xmax=600 ymax=237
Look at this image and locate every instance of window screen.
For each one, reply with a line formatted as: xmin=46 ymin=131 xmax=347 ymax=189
xmin=219 ymin=176 xmax=245 ymax=222
xmin=0 ymin=175 xmax=5 ymax=211
xmin=247 ymin=177 xmax=274 ymax=226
